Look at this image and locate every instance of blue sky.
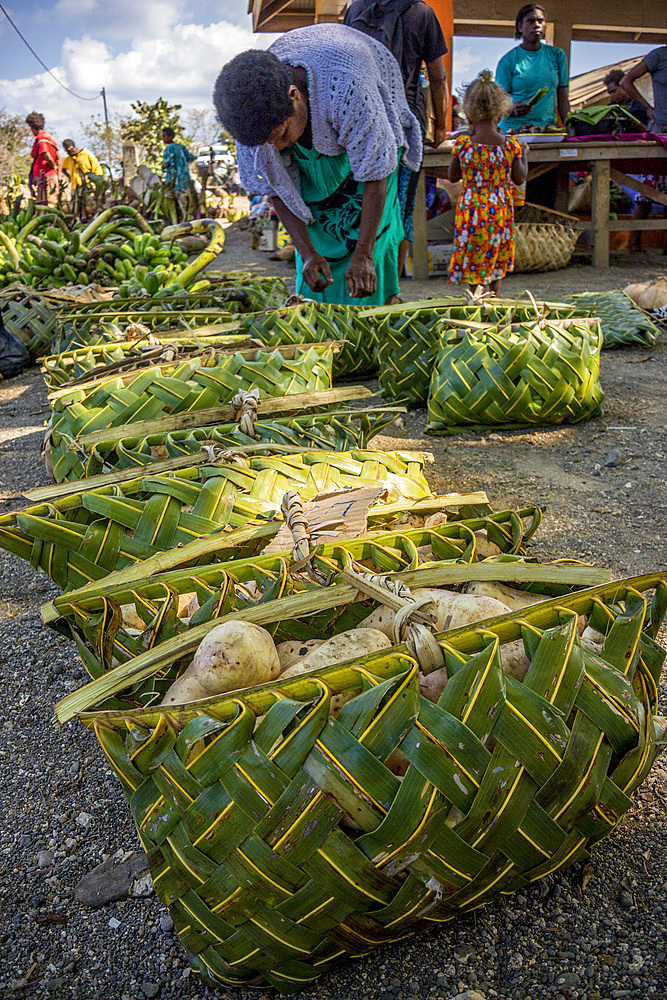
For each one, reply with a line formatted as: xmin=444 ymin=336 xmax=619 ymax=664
xmin=0 ymin=1 xmax=657 ymax=141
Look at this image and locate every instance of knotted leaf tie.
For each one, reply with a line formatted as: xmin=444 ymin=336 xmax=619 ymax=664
xmin=231 ymin=387 xmax=260 ymax=438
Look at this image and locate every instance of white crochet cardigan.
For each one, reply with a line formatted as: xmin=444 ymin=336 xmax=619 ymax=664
xmin=235 ymin=23 xmax=422 ymax=222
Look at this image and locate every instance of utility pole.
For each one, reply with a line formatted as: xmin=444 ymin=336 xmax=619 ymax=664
xmin=101 ymin=86 xmax=112 ymax=168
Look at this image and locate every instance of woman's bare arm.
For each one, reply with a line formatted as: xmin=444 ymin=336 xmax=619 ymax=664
xmin=449 ymin=155 xmax=462 ymax=183
xmin=620 ymin=61 xmax=654 ymax=120
xmin=346 ymin=177 xmax=386 ymax=298
xmin=270 ymin=195 xmax=332 ymax=292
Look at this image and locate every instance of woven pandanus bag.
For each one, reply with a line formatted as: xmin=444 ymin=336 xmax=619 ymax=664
xmin=56 ymin=570 xmax=666 ymax=993
xmin=46 ymin=343 xmax=336 ymax=482
xmin=0 ymin=450 xmax=435 ymax=591
xmin=427 ymin=318 xmax=604 ymax=433
xmin=375 ymin=297 xmax=586 ymax=409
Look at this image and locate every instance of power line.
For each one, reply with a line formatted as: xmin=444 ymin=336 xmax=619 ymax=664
xmin=0 ymin=2 xmax=101 ymax=102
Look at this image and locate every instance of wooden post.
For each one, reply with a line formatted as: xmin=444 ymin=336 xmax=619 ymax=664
xmin=551 ymin=21 xmax=572 ymax=70
xmin=122 ymin=142 xmax=139 ymax=184
xmin=591 ymin=160 xmax=610 ymax=268
xmin=412 ymin=169 xmax=429 ymax=281
xmin=425 ymin=0 xmax=453 ymax=130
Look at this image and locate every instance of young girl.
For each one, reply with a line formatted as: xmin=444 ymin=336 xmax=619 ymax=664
xmin=448 ymin=71 xmax=528 ymax=296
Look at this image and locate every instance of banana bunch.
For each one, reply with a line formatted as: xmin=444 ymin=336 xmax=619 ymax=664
xmin=0 ymin=204 xmax=190 ymax=291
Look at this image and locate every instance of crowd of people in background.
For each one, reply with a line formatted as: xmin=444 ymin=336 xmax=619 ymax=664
xmin=10 ymin=2 xmax=667 ymax=292
xmin=215 ymin=1 xmax=666 ymax=299
xmin=22 ymin=112 xmax=200 ymax=220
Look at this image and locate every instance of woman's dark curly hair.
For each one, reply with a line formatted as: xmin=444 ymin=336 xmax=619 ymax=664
xmin=213 ymin=50 xmax=295 ymax=147
xmin=514 ymin=4 xmax=545 ymax=38
xmin=25 ymin=111 xmax=45 ymax=130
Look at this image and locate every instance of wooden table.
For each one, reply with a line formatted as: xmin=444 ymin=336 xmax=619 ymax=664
xmin=412 ymin=140 xmax=667 ymax=278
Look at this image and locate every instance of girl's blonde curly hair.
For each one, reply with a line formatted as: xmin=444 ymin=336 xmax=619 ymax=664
xmin=462 ymin=69 xmax=513 ymax=124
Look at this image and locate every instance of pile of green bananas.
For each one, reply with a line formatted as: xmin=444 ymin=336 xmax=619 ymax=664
xmin=0 ymin=205 xmax=190 ymax=292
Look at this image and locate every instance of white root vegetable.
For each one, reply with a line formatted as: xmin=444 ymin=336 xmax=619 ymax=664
xmin=467 ymin=581 xmax=551 ymax=611
xmin=277 ymin=639 xmax=325 ymax=671
xmin=473 ymin=531 xmax=502 ymax=557
xmin=360 ymin=588 xmax=512 ymax=638
xmin=121 ymin=604 xmax=145 ymax=630
xmin=161 ymin=620 xmax=280 ymax=706
xmin=361 ymin=588 xmax=530 ymax=690
xmin=280 ymin=628 xmax=391 ymax=716
xmin=424 ymin=511 xmax=449 ymax=528
xmin=280 ymin=628 xmax=391 ymax=678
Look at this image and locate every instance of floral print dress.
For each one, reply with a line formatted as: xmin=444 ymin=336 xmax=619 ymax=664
xmin=448 ymin=135 xmax=523 ymax=285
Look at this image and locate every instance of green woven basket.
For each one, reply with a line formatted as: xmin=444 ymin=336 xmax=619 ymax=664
xmin=0 ymin=450 xmax=434 ymax=591
xmin=563 ymin=290 xmax=659 ymax=348
xmin=48 ymin=506 xmax=545 ymax=693
xmin=61 ymin=404 xmax=407 ymax=481
xmin=41 ymin=334 xmax=257 ymax=391
xmin=427 ymin=318 xmax=604 ymax=433
xmin=0 ymin=289 xmax=59 ymax=358
xmin=47 ymin=342 xmax=336 ymax=482
xmin=239 ymin=301 xmax=379 ymax=377
xmin=56 ymin=571 xmax=666 ymax=993
xmin=375 ymin=297 xmax=587 ymax=409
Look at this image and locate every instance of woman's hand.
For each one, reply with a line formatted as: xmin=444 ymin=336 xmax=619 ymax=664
xmin=301 ymin=251 xmax=333 ymax=293
xmin=513 ymin=101 xmax=530 ymax=117
xmin=346 ymin=251 xmax=376 ymax=298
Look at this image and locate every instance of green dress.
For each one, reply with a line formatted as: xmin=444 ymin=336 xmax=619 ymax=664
xmin=291 ymin=143 xmax=403 ymax=306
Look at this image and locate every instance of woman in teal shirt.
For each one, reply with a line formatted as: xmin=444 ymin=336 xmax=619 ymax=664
xmin=496 ymin=4 xmax=570 ymax=134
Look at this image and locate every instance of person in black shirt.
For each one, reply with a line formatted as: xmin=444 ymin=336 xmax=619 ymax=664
xmin=344 ymin=0 xmax=448 ymax=277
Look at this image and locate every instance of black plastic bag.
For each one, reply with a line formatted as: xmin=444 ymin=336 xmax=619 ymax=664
xmin=0 ymin=313 xmax=30 ymax=379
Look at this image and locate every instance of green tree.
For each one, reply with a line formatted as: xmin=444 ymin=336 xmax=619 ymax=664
xmin=120 ymin=98 xmax=184 ymax=172
xmin=80 ymin=110 xmax=124 ymax=171
xmin=0 ymin=109 xmax=31 ymax=187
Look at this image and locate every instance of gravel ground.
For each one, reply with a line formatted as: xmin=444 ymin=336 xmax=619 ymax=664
xmin=1 ymin=230 xmax=666 ymax=1000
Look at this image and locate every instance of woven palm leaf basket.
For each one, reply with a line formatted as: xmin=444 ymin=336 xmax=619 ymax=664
xmin=427 ymin=317 xmax=604 ymax=433
xmin=0 ymin=450 xmax=439 ymax=591
xmin=52 ymin=308 xmax=243 ymax=356
xmin=45 ymin=342 xmax=337 ymax=482
xmin=41 ymin=333 xmax=260 ymax=391
xmin=53 ymin=399 xmax=406 ymax=482
xmin=513 ymin=204 xmax=581 ymax=274
xmin=48 ymin=503 xmax=547 ymax=690
xmin=52 ymin=549 xmax=667 ymax=993
xmin=0 ymin=287 xmax=60 ymax=358
xmin=375 ymin=295 xmax=587 ymax=409
xmin=563 ymin=290 xmax=660 ymax=349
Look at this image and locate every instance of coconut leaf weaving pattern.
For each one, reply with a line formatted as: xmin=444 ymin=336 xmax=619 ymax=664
xmin=427 ymin=320 xmax=604 ymax=433
xmin=376 ymin=301 xmax=584 ymax=409
xmin=42 ymin=337 xmax=254 ymax=390
xmin=89 ymin=577 xmax=666 ymax=993
xmin=71 ymin=409 xmax=401 ymax=482
xmin=0 ymin=451 xmax=432 ymax=591
xmin=563 ymin=290 xmax=659 ymax=348
xmin=1 ymin=292 xmax=59 ymax=358
xmin=240 ymin=302 xmax=377 ymax=376
xmin=49 ymin=511 xmax=541 ymax=686
xmin=48 ymin=345 xmax=334 ymax=482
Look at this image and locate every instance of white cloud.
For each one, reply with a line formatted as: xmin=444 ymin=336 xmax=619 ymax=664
xmin=452 ymin=45 xmax=484 ymax=92
xmin=0 ymin=16 xmax=278 ymax=143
